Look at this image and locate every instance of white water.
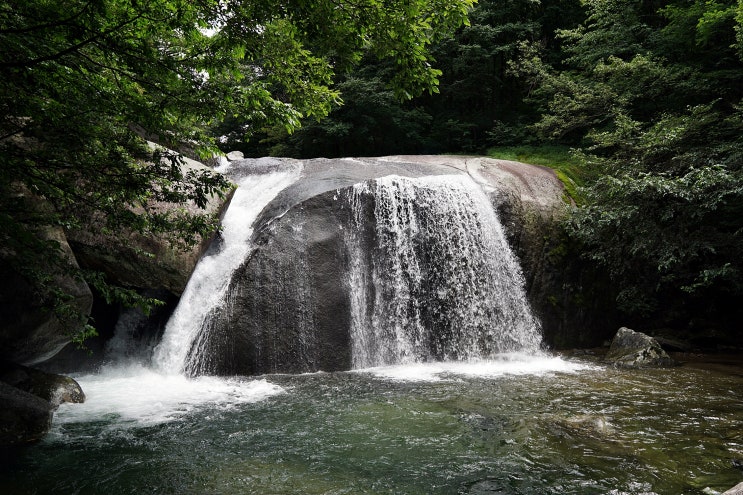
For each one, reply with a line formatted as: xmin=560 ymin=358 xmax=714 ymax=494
xmin=347 ymin=174 xmax=543 ymax=368
xmin=153 ymin=161 xmax=302 ymax=374
xmin=358 ymin=353 xmax=595 ymax=382
xmin=53 ymin=364 xmax=284 ymax=427
xmin=54 ymin=166 xmax=560 ymax=428
xmin=51 ymin=161 xmax=301 ymax=427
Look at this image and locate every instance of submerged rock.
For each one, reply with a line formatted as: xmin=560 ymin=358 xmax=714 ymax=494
xmin=605 ymin=327 xmax=676 ymax=368
xmin=0 ymin=381 xmax=54 ymax=446
xmin=549 ymin=414 xmax=615 ymax=439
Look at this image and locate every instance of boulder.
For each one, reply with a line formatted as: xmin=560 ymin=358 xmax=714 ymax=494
xmin=0 ymin=381 xmax=54 ymax=446
xmin=182 ymin=156 xmax=567 ymax=375
xmin=184 ymin=188 xmax=353 ymax=375
xmin=605 ymin=327 xmax=676 ymax=368
xmin=226 ymin=150 xmax=245 ymax=161
xmin=0 ymin=362 xmax=84 ymax=408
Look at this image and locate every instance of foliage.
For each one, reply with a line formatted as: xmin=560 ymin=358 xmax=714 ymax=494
xmin=0 ymin=0 xmax=475 ymax=342
xmin=236 ymin=0 xmax=585 ymax=157
xmin=416 ymin=0 xmax=584 ymax=152
xmin=268 ymin=74 xmax=434 ymax=157
xmin=6 ymin=0 xmax=743 ymax=344
xmin=525 ymin=0 xmax=743 ymax=329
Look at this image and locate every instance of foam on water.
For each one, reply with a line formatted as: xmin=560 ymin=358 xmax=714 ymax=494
xmin=54 ymin=364 xmax=284 ymax=427
xmin=357 ymin=353 xmax=596 ymax=382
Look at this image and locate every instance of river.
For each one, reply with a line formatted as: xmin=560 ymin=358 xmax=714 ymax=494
xmin=2 ymin=354 xmax=742 ymax=494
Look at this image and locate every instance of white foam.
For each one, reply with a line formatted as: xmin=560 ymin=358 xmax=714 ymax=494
xmin=54 ymin=364 xmax=284 ymax=427
xmin=357 ymin=353 xmax=595 ymax=382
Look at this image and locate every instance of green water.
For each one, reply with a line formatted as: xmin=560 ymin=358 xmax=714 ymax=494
xmin=2 ymin=357 xmax=742 ymax=495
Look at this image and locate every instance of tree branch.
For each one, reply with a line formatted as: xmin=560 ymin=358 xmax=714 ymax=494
xmin=0 ymin=11 xmax=145 ymax=69
xmin=0 ymin=1 xmax=94 ymax=34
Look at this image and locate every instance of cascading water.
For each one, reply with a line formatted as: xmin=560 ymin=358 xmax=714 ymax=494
xmin=153 ymin=160 xmax=302 ymax=375
xmin=34 ymin=160 xmax=299 ymax=428
xmin=347 ymin=174 xmax=542 ymax=368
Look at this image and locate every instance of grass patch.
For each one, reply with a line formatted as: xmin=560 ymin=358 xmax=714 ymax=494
xmin=486 ymin=144 xmax=586 ymax=204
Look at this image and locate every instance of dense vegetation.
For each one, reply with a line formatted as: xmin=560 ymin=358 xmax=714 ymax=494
xmin=527 ymin=0 xmax=743 ymax=337
xmin=2 ymin=0 xmax=742 ymax=344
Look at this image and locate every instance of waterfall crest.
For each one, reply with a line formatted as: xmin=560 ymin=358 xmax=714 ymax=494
xmin=347 ymin=174 xmax=542 ymax=368
xmin=152 ymin=162 xmax=302 ymax=375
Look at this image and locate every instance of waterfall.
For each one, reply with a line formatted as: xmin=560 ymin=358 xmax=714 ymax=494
xmin=152 ymin=161 xmax=302 ymax=374
xmin=347 ymin=174 xmax=542 ymax=368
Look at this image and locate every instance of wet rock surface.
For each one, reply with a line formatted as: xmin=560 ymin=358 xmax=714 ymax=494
xmin=0 ymin=380 xmax=54 ymax=446
xmin=0 ymin=362 xmax=85 ymax=447
xmin=1 ymin=362 xmax=85 ymax=407
xmin=189 ymin=156 xmax=566 ymax=375
xmin=723 ymin=482 xmax=743 ymax=495
xmin=605 ymin=327 xmax=676 ymax=368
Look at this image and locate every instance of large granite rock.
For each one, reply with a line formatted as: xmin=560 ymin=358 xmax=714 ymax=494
xmin=183 ymin=155 xmax=568 ymax=375
xmin=605 ymin=327 xmax=676 ymax=368
xmin=1 ymin=144 xmax=231 ymax=366
xmin=185 ymin=189 xmax=352 ymax=375
xmin=0 ymin=380 xmax=54 ymax=446
xmin=723 ymin=482 xmax=743 ymax=495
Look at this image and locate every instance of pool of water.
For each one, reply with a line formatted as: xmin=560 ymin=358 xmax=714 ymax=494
xmin=2 ymin=354 xmax=742 ymax=494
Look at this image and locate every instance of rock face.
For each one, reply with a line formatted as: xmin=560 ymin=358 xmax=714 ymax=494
xmin=0 ymin=380 xmax=54 ymax=446
xmin=605 ymin=327 xmax=676 ymax=368
xmin=67 ymin=150 xmax=234 ymax=295
xmin=0 ymin=225 xmax=93 ymax=366
xmin=1 ymin=145 xmax=231 ymax=366
xmin=181 ymin=156 xmax=567 ymax=375
xmin=0 ymin=362 xmax=85 ymax=407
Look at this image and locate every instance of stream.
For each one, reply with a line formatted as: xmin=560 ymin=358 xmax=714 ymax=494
xmin=2 ymin=354 xmax=742 ymax=494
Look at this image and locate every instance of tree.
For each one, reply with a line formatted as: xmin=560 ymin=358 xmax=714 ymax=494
xmin=235 ymin=0 xmax=586 ymax=157
xmin=268 ymin=74 xmax=434 ymax=158
xmin=524 ymin=0 xmax=743 ymax=331
xmin=420 ymin=0 xmax=584 ymax=151
xmin=0 ymin=0 xmax=475 ymax=342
